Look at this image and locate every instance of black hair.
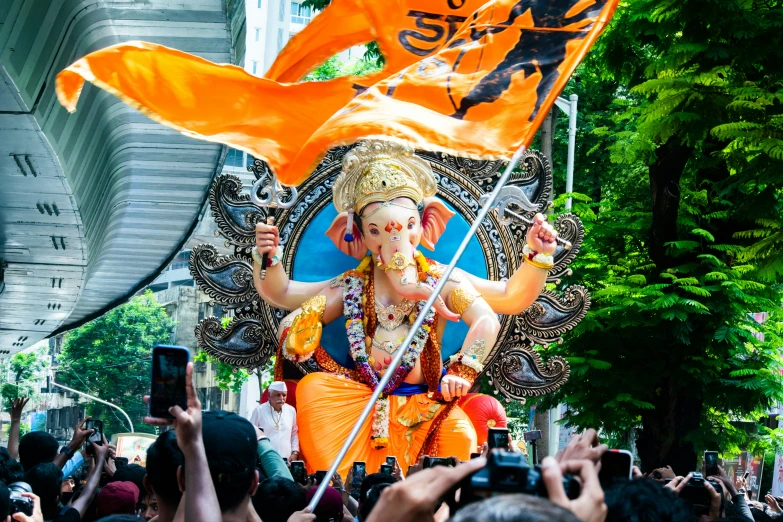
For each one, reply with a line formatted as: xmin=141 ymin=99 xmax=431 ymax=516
xmin=145 ymin=430 xmax=184 ymax=508
xmin=0 ymin=482 xmax=9 ymax=519
xmin=358 ymin=483 xmax=392 ymax=522
xmin=18 ymin=431 xmax=59 ymax=472
xmin=357 ymin=472 xmax=397 ymax=521
xmin=93 ymin=516 xmax=142 ymax=522
xmin=353 ymin=200 xmax=425 ymax=238
xmin=604 ymin=478 xmax=693 ymax=522
xmin=450 ymin=494 xmax=581 ymax=522
xmin=253 ymin=477 xmax=306 ymax=522
xmin=358 ymin=473 xmax=396 ymax=504
xmin=0 ymin=447 xmax=24 ymax=484
xmin=110 ymin=464 xmax=146 ymax=496
xmin=23 ymin=463 xmax=61 ymax=520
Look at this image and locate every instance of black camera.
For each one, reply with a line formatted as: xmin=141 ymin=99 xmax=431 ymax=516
xmin=9 ymin=481 xmax=34 ymax=516
xmin=455 ymin=450 xmax=580 ymax=510
xmin=665 ymin=472 xmax=723 ymax=516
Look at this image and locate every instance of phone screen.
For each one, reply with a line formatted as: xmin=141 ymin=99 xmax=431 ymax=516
xmin=150 ymin=346 xmax=190 ymax=418
xmin=290 ymin=461 xmax=306 ymax=484
xmin=598 ymin=450 xmax=633 ymax=486
xmin=315 ymin=470 xmax=328 ymax=485
xmin=86 ymin=420 xmax=103 ymax=445
xmin=352 ymin=462 xmax=366 ymax=487
xmin=114 ymin=457 xmax=129 ymax=469
xmin=487 ymin=428 xmax=509 ymax=450
xmin=423 ymin=457 xmax=454 ymax=469
xmin=385 ymin=456 xmax=397 ymax=467
xmin=380 ymin=464 xmax=393 ymax=474
xmin=704 ymin=451 xmax=719 ymax=477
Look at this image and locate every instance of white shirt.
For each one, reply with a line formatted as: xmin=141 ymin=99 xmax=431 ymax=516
xmin=249 ymin=401 xmax=299 ymax=457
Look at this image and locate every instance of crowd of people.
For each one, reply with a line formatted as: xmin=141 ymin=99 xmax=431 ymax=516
xmin=0 ymin=365 xmax=780 ymax=522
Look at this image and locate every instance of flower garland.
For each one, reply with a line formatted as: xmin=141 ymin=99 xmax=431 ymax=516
xmin=342 ymin=254 xmax=437 ymax=448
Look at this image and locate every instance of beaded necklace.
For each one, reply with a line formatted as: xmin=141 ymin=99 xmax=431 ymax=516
xmin=342 ymin=253 xmax=437 ymax=447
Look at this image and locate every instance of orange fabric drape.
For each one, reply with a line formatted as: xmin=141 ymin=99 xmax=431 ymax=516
xmin=296 ymin=373 xmax=476 ymax=478
xmin=56 ymin=0 xmax=619 ymax=187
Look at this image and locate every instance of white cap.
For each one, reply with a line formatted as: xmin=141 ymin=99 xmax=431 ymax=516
xmin=268 ymin=381 xmax=287 ymax=393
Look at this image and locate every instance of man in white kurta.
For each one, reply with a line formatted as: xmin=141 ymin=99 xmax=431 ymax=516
xmin=249 ymin=381 xmax=301 ymax=461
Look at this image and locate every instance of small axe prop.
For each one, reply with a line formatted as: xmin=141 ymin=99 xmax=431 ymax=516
xmin=479 ymin=186 xmax=572 ymax=250
xmin=250 ymin=174 xmax=298 ymax=279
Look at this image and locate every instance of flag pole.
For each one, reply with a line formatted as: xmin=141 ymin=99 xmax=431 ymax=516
xmin=307 ymin=145 xmax=528 ymax=511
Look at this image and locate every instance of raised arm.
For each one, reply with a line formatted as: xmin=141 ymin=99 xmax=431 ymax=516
xmin=462 ymin=214 xmax=557 ymax=316
xmin=253 ymin=222 xmax=331 ymax=311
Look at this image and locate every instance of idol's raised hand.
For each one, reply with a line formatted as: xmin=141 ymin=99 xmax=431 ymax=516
xmin=526 ymin=213 xmax=558 ymax=256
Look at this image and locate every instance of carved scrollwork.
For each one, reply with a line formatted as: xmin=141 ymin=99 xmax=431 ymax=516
xmin=489 ymin=346 xmax=570 ymax=399
xmin=188 ymin=245 xmax=257 ymax=310
xmin=515 ymin=286 xmax=591 ymax=347
xmin=548 ymin=213 xmax=585 ymax=283
xmin=195 ymin=311 xmax=276 ymax=368
xmin=209 ymin=174 xmax=265 ymax=248
xmin=193 ymin=144 xmax=587 ymax=398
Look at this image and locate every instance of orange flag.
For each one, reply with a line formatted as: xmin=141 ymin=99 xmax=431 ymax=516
xmin=56 ymin=0 xmax=619 ymax=186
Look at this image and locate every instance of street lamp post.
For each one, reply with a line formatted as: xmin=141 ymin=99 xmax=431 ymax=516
xmin=51 ymin=381 xmax=134 ymax=433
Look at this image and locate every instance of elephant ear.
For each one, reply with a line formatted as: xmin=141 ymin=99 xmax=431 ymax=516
xmin=420 ymin=197 xmax=455 ymax=251
xmin=326 ymin=212 xmax=367 ymax=260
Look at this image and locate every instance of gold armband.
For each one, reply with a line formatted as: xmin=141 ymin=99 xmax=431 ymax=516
xmin=450 ymin=287 xmax=481 ymax=316
xmin=285 ymin=295 xmax=326 ymax=361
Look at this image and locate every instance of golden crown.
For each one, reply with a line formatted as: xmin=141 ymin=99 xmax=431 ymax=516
xmin=333 ymin=140 xmax=437 ymax=213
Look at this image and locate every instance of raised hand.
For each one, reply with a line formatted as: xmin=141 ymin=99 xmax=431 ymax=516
xmin=525 ymin=213 xmax=558 ymax=256
xmin=555 ymin=429 xmax=607 ymax=465
xmin=766 ymin=494 xmax=782 ymax=514
xmin=256 ymin=222 xmax=280 ymax=256
xmin=541 ymin=457 xmax=607 ymax=522
xmin=10 ymin=397 xmax=29 ymax=421
xmin=70 ymin=416 xmax=95 ymax=450
xmin=144 ymin=362 xmax=203 ymax=456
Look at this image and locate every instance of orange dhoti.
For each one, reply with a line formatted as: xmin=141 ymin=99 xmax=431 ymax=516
xmin=296 ymin=372 xmax=477 ymax=478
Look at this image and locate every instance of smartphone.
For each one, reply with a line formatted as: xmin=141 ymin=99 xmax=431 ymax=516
xmin=422 ymin=456 xmax=454 ymax=469
xmin=470 ymin=452 xmax=482 ymax=460
xmin=380 ymin=464 xmax=393 ymax=474
xmin=352 ymin=462 xmax=366 ymax=488
xmin=85 ymin=419 xmax=103 ymax=446
xmin=150 ymin=345 xmax=190 ymax=419
xmin=114 ymin=457 xmax=129 ymax=469
xmin=315 ymin=470 xmax=328 ymax=485
xmin=385 ymin=456 xmax=397 ymax=468
xmin=290 ymin=461 xmax=306 ymax=484
xmin=744 ymin=471 xmax=750 ymax=481
xmin=598 ymin=449 xmax=633 ymax=486
xmin=487 ymin=427 xmax=510 ymax=450
xmin=704 ymin=451 xmax=719 ymax=477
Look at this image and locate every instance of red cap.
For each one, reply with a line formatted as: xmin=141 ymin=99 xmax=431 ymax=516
xmin=97 ymin=481 xmax=139 ymax=516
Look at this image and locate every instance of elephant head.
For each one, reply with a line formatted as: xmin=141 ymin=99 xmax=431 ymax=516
xmin=326 ymin=196 xmax=458 ymax=319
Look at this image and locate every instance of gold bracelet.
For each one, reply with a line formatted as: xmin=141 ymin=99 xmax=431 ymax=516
xmin=450 ymin=287 xmax=481 ymax=316
xmin=523 ymin=255 xmax=554 ymax=271
xmin=447 ymin=362 xmax=478 ymax=384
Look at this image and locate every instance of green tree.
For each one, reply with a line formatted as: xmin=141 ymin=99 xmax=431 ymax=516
xmin=1 ymin=349 xmax=45 ymax=408
xmin=58 ymin=291 xmax=175 ymax=437
xmin=532 ymin=0 xmax=783 ymax=473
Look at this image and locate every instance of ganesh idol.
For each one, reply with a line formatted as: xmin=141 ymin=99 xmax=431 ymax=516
xmin=252 ymin=140 xmax=558 ymax=476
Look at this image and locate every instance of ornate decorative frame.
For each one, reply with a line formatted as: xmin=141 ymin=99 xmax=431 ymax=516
xmin=190 ymin=146 xmax=590 ymax=400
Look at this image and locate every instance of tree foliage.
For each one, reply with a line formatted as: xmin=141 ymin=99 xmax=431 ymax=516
xmin=531 ymin=0 xmax=783 ymax=472
xmin=58 ymin=291 xmax=175 ymax=437
xmin=0 ymin=349 xmax=45 ymax=409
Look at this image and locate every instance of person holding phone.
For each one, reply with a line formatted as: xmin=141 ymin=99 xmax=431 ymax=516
xmin=249 ymin=382 xmax=300 ymax=462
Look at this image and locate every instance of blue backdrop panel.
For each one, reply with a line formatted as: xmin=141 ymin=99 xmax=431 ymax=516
xmin=292 ymin=202 xmax=487 ymax=368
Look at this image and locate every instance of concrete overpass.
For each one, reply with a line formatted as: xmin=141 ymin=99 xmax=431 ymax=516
xmin=0 ymin=0 xmax=245 ymax=355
